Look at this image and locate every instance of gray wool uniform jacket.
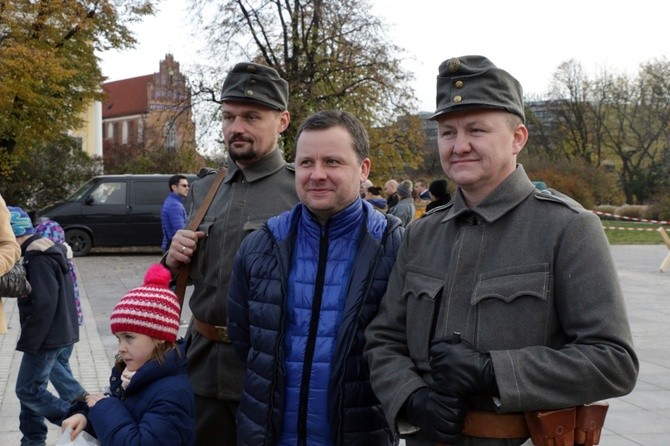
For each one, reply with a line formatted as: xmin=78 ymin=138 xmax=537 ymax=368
xmin=185 ymin=149 xmax=299 ymax=400
xmin=364 ymin=165 xmax=639 ymax=446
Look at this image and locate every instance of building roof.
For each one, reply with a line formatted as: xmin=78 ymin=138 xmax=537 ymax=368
xmin=102 ymin=74 xmax=153 ymax=119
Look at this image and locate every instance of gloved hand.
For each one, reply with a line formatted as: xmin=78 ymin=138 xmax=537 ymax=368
xmin=405 ymin=388 xmax=465 ymax=444
xmin=430 ymin=339 xmax=498 ymax=397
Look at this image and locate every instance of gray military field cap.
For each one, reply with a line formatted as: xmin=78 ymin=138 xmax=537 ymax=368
xmin=431 ymin=55 xmax=525 ymax=122
xmin=221 ymin=62 xmax=289 ymax=111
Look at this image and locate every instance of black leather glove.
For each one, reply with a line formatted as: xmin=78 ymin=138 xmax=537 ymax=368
xmin=430 ymin=339 xmax=498 ymax=397
xmin=405 ymin=388 xmax=465 ymax=444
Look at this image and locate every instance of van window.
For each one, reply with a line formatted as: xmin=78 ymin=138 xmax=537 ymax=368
xmin=90 ymin=182 xmax=127 ymax=205
xmin=66 ymin=180 xmax=96 ymax=202
xmin=134 ymin=181 xmax=168 ymax=205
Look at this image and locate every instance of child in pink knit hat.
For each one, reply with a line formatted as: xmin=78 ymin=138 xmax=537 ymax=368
xmin=61 ymin=264 xmax=195 ymax=445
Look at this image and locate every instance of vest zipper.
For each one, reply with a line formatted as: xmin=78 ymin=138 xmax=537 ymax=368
xmin=297 ymin=221 xmax=330 ymax=446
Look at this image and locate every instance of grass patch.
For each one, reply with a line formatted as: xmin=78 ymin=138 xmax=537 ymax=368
xmin=601 ymin=220 xmax=668 ymax=245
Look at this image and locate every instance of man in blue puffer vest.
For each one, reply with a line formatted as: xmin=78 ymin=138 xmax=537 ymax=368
xmin=228 ymin=110 xmax=404 ymax=446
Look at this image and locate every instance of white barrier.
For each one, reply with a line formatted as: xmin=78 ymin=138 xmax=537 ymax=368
xmin=602 ymin=226 xmax=659 ymax=232
xmin=593 ymin=211 xmax=669 ymax=225
xmin=594 ymin=210 xmax=670 ymax=272
xmin=657 ymin=228 xmax=670 ymax=273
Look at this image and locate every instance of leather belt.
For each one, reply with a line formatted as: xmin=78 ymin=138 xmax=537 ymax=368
xmin=463 ymin=411 xmax=529 ymax=438
xmin=194 ymin=318 xmax=231 ymax=343
xmin=438 ymin=410 xmax=529 ymax=442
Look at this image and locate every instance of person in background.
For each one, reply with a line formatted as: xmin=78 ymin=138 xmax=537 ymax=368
xmin=360 ymin=178 xmax=374 ymax=198
xmin=161 ymin=175 xmax=189 ymax=253
xmin=10 ymin=206 xmax=85 ymax=446
xmin=383 ymin=179 xmax=399 ymax=211
xmin=228 ymin=110 xmax=403 ymax=445
xmin=388 ymin=180 xmax=415 ymax=227
xmin=425 ymin=178 xmax=451 ymax=211
xmin=31 ymin=217 xmax=88 ymax=426
xmin=62 ymin=264 xmax=195 ymax=445
xmin=34 ymin=218 xmax=83 ymax=325
xmin=165 ymin=62 xmax=299 ymax=445
xmin=364 ymin=55 xmax=638 ymax=445
xmin=412 ymin=179 xmax=430 ymax=220
xmin=413 ymin=179 xmax=431 ymax=201
xmin=0 ymin=194 xmax=21 ymax=275
xmin=365 ymin=185 xmax=388 ymax=213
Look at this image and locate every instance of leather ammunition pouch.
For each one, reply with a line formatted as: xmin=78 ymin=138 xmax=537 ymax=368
xmin=575 ymin=402 xmax=609 ymax=446
xmin=525 ymin=407 xmax=575 ymax=446
xmin=524 ymin=401 xmax=608 ymax=446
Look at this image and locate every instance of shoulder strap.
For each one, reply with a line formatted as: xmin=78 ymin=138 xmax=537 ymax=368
xmin=175 ymin=167 xmax=227 ymax=308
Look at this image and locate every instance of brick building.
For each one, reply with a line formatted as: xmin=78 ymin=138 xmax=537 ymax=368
xmin=102 ymin=54 xmax=197 ymax=171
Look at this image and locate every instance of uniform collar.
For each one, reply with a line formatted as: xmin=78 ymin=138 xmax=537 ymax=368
xmin=225 ymin=148 xmax=287 ymax=184
xmin=442 ymin=164 xmax=535 ymax=224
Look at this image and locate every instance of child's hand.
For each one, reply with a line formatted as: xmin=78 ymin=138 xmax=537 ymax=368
xmin=62 ymin=413 xmax=87 ymax=440
xmin=86 ymin=392 xmax=108 ymax=407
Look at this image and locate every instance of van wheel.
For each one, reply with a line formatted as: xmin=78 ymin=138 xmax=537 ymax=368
xmin=66 ymin=229 xmax=93 ymax=257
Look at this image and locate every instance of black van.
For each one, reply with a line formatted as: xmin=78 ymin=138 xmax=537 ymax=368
xmin=35 ymin=174 xmax=197 ymax=256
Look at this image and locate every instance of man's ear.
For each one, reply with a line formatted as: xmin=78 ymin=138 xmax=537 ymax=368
xmin=277 ymin=111 xmax=291 ymax=134
xmin=512 ymin=124 xmax=528 ymax=155
xmin=360 ymin=158 xmax=372 ymax=182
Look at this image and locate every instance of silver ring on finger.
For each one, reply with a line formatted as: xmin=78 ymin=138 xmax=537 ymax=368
xmin=180 ymin=245 xmax=186 ymax=253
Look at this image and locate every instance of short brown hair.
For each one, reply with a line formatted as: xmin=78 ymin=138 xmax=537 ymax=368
xmin=296 ymin=110 xmax=369 ymax=162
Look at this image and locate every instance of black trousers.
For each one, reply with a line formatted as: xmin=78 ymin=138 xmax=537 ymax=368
xmin=194 ymin=394 xmax=239 ymax=446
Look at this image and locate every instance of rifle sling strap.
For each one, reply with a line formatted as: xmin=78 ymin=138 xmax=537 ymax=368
xmin=174 ymin=167 xmax=227 ymax=308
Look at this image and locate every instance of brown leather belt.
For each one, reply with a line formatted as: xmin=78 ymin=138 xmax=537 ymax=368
xmin=194 ymin=318 xmax=231 ymax=343
xmin=458 ymin=410 xmax=529 ymax=440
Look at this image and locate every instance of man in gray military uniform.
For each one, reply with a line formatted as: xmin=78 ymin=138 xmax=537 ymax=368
xmin=166 ymin=62 xmax=299 ymax=445
xmin=364 ymin=55 xmax=639 ymax=446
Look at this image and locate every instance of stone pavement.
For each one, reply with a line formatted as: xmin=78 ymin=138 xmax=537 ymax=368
xmin=0 ymin=245 xmax=668 ymax=445
xmin=0 ymin=264 xmax=116 ymax=445
xmin=604 ymin=245 xmax=670 ymax=445
xmin=0 ymin=252 xmax=177 ymax=445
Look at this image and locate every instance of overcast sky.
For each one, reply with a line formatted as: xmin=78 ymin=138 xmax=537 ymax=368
xmin=99 ymin=0 xmax=670 ymax=112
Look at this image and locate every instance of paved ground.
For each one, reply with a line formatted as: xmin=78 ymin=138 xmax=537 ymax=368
xmin=0 ymin=245 xmax=668 ymax=445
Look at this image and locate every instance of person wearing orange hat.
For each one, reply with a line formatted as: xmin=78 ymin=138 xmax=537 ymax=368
xmin=62 ymin=264 xmax=195 ymax=445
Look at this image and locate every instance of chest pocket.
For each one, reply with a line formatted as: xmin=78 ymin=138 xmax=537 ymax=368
xmin=472 ymin=264 xmax=551 ymax=350
xmin=190 ymin=219 xmax=216 ymax=282
xmin=405 ymin=272 xmax=444 ymax=369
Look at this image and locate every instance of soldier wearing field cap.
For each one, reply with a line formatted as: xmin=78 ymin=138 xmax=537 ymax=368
xmin=364 ymin=55 xmax=639 ymax=445
xmin=166 ymin=62 xmax=299 ymax=445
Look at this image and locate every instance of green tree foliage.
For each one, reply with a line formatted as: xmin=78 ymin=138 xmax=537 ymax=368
xmin=544 ymin=61 xmax=608 ymax=166
xmin=521 ymin=154 xmax=627 ymax=210
xmin=103 ymin=140 xmax=202 ymax=175
xmin=188 ymin=0 xmax=421 ymax=178
xmin=601 ymin=59 xmax=670 ymax=203
xmin=368 ymin=114 xmax=424 ymax=184
xmin=0 ymin=0 xmax=156 ymax=207
xmin=533 ymin=58 xmax=670 ymax=204
xmin=1 ymin=135 xmax=102 ymax=210
xmin=0 ymin=0 xmax=155 ymax=154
